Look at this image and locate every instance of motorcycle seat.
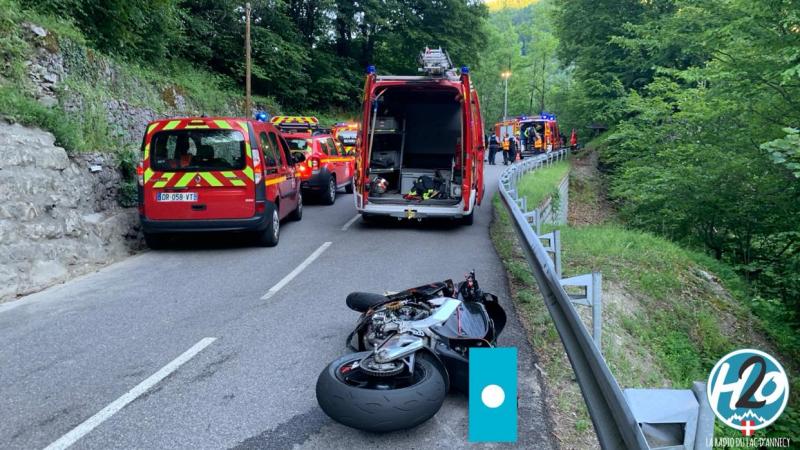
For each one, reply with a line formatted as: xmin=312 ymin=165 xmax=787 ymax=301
xmin=346 ymin=292 xmax=388 ymax=312
xmin=432 ymin=302 xmax=489 ymax=339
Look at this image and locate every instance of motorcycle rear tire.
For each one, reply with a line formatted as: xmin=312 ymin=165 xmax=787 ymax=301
xmin=316 ymin=351 xmax=447 ymax=432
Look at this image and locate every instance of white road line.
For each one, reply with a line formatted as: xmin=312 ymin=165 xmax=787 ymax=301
xmin=341 ymin=214 xmax=360 ymax=231
xmin=44 ymin=337 xmax=217 ymax=450
xmin=261 ymin=242 xmax=332 ymax=300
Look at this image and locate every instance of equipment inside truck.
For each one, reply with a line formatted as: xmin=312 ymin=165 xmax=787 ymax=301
xmin=366 ymin=87 xmax=463 ymax=204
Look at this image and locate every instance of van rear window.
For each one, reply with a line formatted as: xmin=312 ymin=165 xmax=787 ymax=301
xmin=150 ymin=130 xmax=246 ymax=171
xmin=287 ymin=138 xmax=312 ymax=154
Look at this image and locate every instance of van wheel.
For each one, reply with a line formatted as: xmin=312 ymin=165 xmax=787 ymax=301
xmin=345 ymin=179 xmax=354 ymax=194
xmin=289 ymin=192 xmax=303 ymax=221
xmin=462 ymin=211 xmax=474 ymax=226
xmin=144 ymin=232 xmax=167 ymax=249
xmin=258 ymin=203 xmax=280 ymax=247
xmin=321 ymin=176 xmax=336 ymax=205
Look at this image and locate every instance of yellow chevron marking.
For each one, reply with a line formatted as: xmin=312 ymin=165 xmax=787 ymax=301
xmin=144 ymin=143 xmax=150 ymax=160
xmin=214 ymin=120 xmax=232 ymax=129
xmin=242 ymin=166 xmax=254 ymax=181
xmin=146 ymin=123 xmax=157 ymax=135
xmin=144 ymin=168 xmax=154 ymax=183
xmin=174 ymin=172 xmax=197 ymax=187
xmin=153 ymin=173 xmax=175 ymax=188
xmin=265 ymin=176 xmax=287 ymax=186
xmin=199 ymin=172 xmax=223 ymax=187
xmin=162 ymin=120 xmax=181 ymax=130
xmin=230 ymin=179 xmax=246 ymax=187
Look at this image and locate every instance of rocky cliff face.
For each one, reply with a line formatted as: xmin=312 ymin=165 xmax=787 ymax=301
xmin=0 ymin=121 xmax=140 ymax=301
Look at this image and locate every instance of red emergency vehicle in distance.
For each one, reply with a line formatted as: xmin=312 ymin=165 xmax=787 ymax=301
xmin=271 ymin=116 xmax=355 ymax=205
xmin=518 ymin=113 xmax=562 ymax=157
xmin=493 ymin=113 xmax=563 ymax=159
xmin=332 ymin=122 xmax=358 ymax=155
xmin=137 ymin=116 xmax=304 ymax=248
xmin=355 ymin=47 xmax=485 ymax=225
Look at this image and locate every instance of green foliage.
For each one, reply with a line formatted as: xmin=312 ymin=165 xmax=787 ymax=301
xmin=117 ymin=148 xmax=138 ymax=181
xmin=21 ymin=0 xmax=183 ymax=61
xmin=546 ymin=0 xmax=800 ymax=375
xmin=473 ymin=2 xmax=571 ymax=128
xmin=516 ymin=160 xmax=569 ymax=207
xmin=0 ymin=0 xmax=28 ymax=80
xmin=0 ymin=86 xmax=86 ymax=152
xmin=117 ymin=181 xmax=138 ymax=208
xmin=762 ymin=128 xmax=800 ymax=178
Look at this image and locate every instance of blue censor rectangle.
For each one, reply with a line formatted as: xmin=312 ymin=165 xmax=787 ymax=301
xmin=469 ymin=347 xmax=518 ymax=443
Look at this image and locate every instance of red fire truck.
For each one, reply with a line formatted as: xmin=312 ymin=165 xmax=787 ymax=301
xmin=518 ymin=114 xmax=562 ymax=156
xmin=354 ymin=48 xmax=485 ymax=225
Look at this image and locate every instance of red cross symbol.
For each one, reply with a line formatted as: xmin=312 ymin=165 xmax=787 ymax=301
xmin=741 ymin=420 xmax=755 ymax=436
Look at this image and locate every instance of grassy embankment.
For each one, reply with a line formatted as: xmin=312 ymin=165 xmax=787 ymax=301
xmin=0 ymin=0 xmax=352 ymax=155
xmin=491 ymin=153 xmax=798 ymax=448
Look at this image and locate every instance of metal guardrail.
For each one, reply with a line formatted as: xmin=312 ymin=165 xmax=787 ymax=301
xmin=498 ymin=149 xmax=713 ymax=450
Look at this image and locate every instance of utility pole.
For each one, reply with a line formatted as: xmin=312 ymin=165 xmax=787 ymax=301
xmin=501 ymin=70 xmax=511 ymax=120
xmin=244 ymin=2 xmax=252 ymax=116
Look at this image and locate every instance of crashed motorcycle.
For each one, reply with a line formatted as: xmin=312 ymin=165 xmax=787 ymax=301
xmin=315 ymin=272 xmax=507 ymax=432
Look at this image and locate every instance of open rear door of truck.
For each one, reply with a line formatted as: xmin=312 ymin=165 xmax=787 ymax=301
xmin=471 ymin=89 xmax=485 ymax=205
xmin=356 ymin=70 xmax=376 ymax=208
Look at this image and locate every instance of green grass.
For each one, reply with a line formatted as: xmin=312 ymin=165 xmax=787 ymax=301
xmin=492 ymin=163 xmax=799 ymax=446
xmin=0 ymin=86 xmax=88 ymax=151
xmin=517 ymin=160 xmax=569 ymax=207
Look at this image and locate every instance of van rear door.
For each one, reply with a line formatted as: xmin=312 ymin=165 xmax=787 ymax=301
xmin=143 ymin=119 xmax=255 ymax=220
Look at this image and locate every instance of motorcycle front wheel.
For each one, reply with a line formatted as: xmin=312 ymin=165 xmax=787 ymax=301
xmin=316 ymin=351 xmax=447 ymax=432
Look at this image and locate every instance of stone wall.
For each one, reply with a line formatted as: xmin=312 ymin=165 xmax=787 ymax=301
xmin=0 ymin=121 xmax=141 ymax=301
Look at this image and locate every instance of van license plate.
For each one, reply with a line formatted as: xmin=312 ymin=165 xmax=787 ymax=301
xmin=157 ymin=192 xmax=198 ymax=202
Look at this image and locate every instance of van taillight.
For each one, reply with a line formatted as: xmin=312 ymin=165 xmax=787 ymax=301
xmin=136 ymin=161 xmax=144 ymax=186
xmin=255 ymin=201 xmax=265 ymax=213
xmin=309 ymin=157 xmax=320 ymax=173
xmin=252 ymin=145 xmax=263 ymax=184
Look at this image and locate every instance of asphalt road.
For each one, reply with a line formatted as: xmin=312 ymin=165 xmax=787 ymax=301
xmin=0 ymin=165 xmax=555 ymax=450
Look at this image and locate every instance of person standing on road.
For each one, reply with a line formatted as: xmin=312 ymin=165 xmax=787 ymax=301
xmin=488 ymin=134 xmax=499 ymax=165
xmin=501 ymin=133 xmax=509 ymax=165
xmin=508 ymin=135 xmax=518 ymax=164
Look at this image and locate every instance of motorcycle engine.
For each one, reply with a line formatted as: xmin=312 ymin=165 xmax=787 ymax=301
xmin=363 ymin=302 xmax=429 ymax=348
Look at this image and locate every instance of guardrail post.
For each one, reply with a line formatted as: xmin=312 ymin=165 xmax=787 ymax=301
xmin=539 ymin=230 xmax=562 ymax=279
xmin=559 ymin=272 xmax=602 ymax=351
xmin=624 ymin=381 xmax=714 ymax=450
xmin=522 ymin=210 xmax=540 ymax=235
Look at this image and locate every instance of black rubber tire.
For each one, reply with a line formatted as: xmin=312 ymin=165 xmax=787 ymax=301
xmin=361 ymin=213 xmax=378 ymax=225
xmin=345 ymin=292 xmax=388 ymax=312
xmin=144 ymin=232 xmax=167 ymax=249
xmin=344 ymin=178 xmax=354 ymax=194
xmin=462 ymin=210 xmax=474 ymax=226
xmin=321 ymin=175 xmax=336 ymax=205
xmin=316 ymin=351 xmax=447 ymax=433
xmin=288 ymin=192 xmax=303 ymax=221
xmin=257 ymin=202 xmax=280 ymax=247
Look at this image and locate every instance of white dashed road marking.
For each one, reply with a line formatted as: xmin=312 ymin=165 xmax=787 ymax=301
xmin=44 ymin=337 xmax=217 ymax=450
xmin=261 ymin=242 xmax=332 ymax=300
xmin=341 ymin=214 xmax=360 ymax=231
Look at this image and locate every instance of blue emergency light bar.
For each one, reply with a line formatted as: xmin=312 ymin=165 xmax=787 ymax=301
xmin=367 ymin=65 xmax=376 ymax=74
xmin=255 ymin=111 xmax=269 ymax=122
